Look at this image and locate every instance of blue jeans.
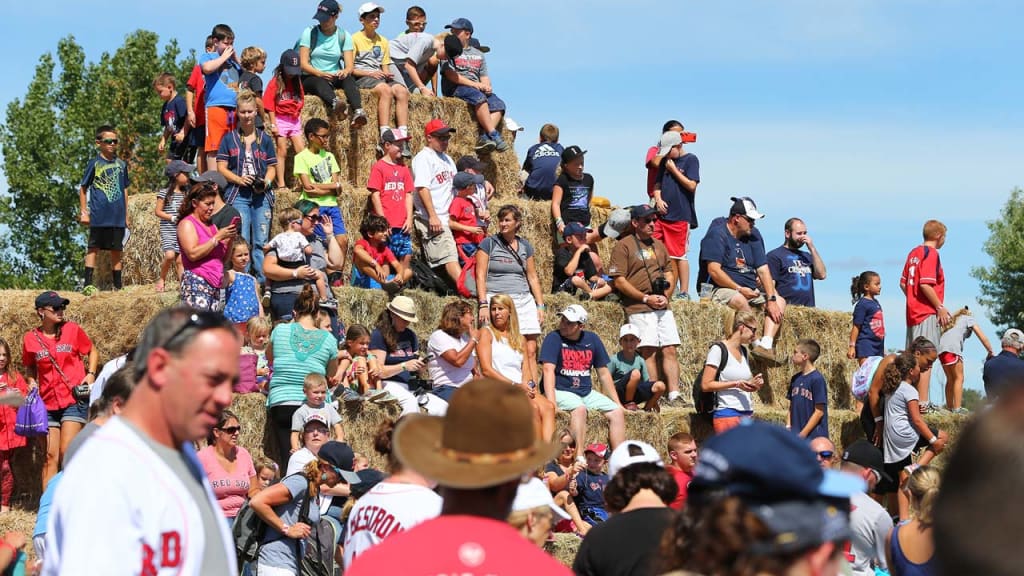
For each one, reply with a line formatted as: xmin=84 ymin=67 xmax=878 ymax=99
xmin=431 ymin=384 xmax=459 ymax=402
xmin=231 ymin=189 xmax=271 ymax=283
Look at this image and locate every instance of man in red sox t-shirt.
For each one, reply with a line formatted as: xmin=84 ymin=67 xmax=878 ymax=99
xmin=900 ymin=219 xmax=950 ymax=411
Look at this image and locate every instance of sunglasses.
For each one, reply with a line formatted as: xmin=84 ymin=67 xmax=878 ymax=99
xmin=743 ymin=216 xmax=756 ymax=225
xmin=743 ymin=324 xmax=758 ymax=333
xmin=305 ymin=426 xmax=328 ymax=435
xmin=219 ymin=426 xmax=241 ymax=434
xmin=44 ymin=305 xmax=67 ymax=312
xmin=816 ymin=450 xmax=834 ymax=460
xmin=641 ymin=217 xmax=657 ymax=224
xmin=304 ymin=214 xmax=322 ymax=221
xmin=319 ymin=460 xmax=346 ymax=479
xmin=432 ymin=134 xmax=452 ymax=141
xmin=98 ymin=138 xmax=119 ymax=145
xmin=312 ymin=133 xmax=330 ymax=140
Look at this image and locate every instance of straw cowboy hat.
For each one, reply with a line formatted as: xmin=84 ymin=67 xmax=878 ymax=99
xmin=393 ymin=378 xmax=560 ymax=489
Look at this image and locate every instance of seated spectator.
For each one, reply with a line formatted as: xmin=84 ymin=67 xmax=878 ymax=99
xmin=522 ymin=123 xmax=563 ymax=200
xmin=766 ymin=218 xmax=827 ymax=308
xmin=352 ymin=3 xmax=411 ymax=156
xmin=552 ymin=222 xmax=612 ymax=301
xmin=652 ymin=130 xmax=700 ymax=300
xmin=887 ymin=466 xmax=940 ymax=575
xmin=455 ymin=154 xmax=493 ymax=224
xmin=367 ymin=128 xmax=414 ymax=269
xmin=440 ymin=18 xmax=509 ymax=153
xmin=697 ymin=196 xmax=786 ymax=362
xmin=448 ymin=171 xmax=486 ymax=263
xmin=810 ymin=436 xmax=838 ymax=469
xmin=298 ymin=0 xmax=368 ymax=128
xmin=982 ymin=327 xmax=1024 ymax=402
xmin=351 ymin=213 xmax=411 ymax=293
xmin=388 ymin=23 xmax=441 ymax=96
xmin=425 ymin=300 xmax=478 ymax=405
xmin=197 ymin=410 xmax=258 ymax=523
xmin=368 ymin=297 xmax=443 ymax=416
xmin=552 ymin=146 xmax=601 ymax=248
xmin=265 ymin=207 xmax=334 ymax=308
xmin=700 ymin=310 xmax=764 ymax=434
xmin=335 ymin=324 xmax=381 ymax=398
xmin=608 ymin=323 xmax=666 ymax=411
xmin=574 ymin=443 xmax=610 ymax=525
xmin=540 ymin=305 xmax=625 ymax=460
xmin=508 ymin=477 xmax=570 ymax=548
xmin=665 ymin=432 xmax=697 ymax=510
xmin=542 ymin=429 xmax=598 ymax=536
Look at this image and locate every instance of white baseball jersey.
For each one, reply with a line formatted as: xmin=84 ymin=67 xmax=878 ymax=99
xmin=343 ymin=481 xmax=442 ymax=568
xmin=44 ymin=417 xmax=237 ymax=575
xmin=411 ymin=148 xmax=456 ymax=221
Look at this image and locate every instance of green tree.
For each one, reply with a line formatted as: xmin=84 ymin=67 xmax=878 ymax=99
xmin=0 ymin=30 xmax=194 ymax=289
xmin=962 ymin=388 xmax=985 ymax=412
xmin=973 ymin=187 xmax=1024 ymax=328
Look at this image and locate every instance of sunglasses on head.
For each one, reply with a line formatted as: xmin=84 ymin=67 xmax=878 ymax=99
xmin=161 ymin=311 xmax=233 ymax=351
xmin=219 ymin=425 xmax=241 ymax=434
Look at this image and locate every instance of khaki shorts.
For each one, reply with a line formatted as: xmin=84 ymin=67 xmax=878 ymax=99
xmin=907 ymin=315 xmax=941 ymax=349
xmin=711 ymin=287 xmax=765 ymax=307
xmin=413 ymin=218 xmax=458 ymax=267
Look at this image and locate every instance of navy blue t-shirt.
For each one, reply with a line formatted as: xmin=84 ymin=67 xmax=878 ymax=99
xmin=574 ymin=469 xmax=608 ymax=512
xmin=161 ymin=95 xmax=188 ymax=136
xmin=369 ymin=328 xmax=419 ymax=385
xmin=983 ymin=350 xmax=1024 ymax=399
xmin=766 ymin=246 xmax=816 ymax=307
xmin=79 ymin=155 xmax=129 ymax=228
xmin=239 ymin=71 xmax=265 ymax=129
xmin=852 ymin=298 xmax=885 ymax=358
xmin=656 ymin=153 xmax=699 ymax=226
xmin=697 ymin=217 xmax=766 ymax=290
xmin=556 ymin=173 xmax=594 ymax=226
xmin=522 ymin=142 xmax=563 ymax=199
xmin=540 ymin=330 xmax=610 ymax=397
xmin=788 ymin=369 xmax=828 ymax=439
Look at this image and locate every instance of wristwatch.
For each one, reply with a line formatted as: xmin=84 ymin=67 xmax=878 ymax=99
xmin=768 ymin=295 xmax=777 ymax=302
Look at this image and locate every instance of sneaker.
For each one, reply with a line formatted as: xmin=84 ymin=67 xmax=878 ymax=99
xmin=319 ymin=297 xmax=338 ymax=310
xmin=400 ymin=140 xmax=413 ymax=159
xmin=919 ymin=402 xmax=937 ymax=414
xmin=351 ymin=108 xmax=368 ymax=129
xmin=673 ymin=292 xmax=690 ymax=301
xmin=751 ymin=344 xmax=777 ymax=363
xmin=382 ymin=280 xmax=404 ymax=296
xmin=81 ymin=284 xmax=98 ymax=296
xmin=491 ymin=132 xmax=510 ymax=152
xmin=474 ymin=135 xmax=496 ymax=154
xmin=952 ymin=407 xmax=970 ymax=415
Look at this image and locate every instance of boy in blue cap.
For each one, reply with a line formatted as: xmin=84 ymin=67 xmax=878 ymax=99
xmin=441 ymin=18 xmax=509 ymax=154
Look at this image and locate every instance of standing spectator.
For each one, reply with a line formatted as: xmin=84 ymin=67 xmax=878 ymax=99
xmin=811 ymin=436 xmax=838 ymax=469
xmin=608 ymin=323 xmax=666 ymax=411
xmin=521 ymin=123 xmax=563 ymax=200
xmin=440 ymin=18 xmax=509 ymax=153
xmin=767 ymin=217 xmax=827 ymax=307
xmin=197 ymin=410 xmax=258 ymax=523
xmin=455 ymin=154 xmax=493 ymax=227
xmin=199 ymin=24 xmax=241 ymax=170
xmin=982 ymin=328 xmax=1024 ymax=402
xmin=552 ymin=146 xmax=601 ymax=246
xmin=367 ymin=296 xmax=433 ymax=416
xmin=78 ymin=125 xmax=130 ymax=293
xmin=265 ymin=49 xmax=306 ymax=192
xmin=552 ymin=222 xmax=612 ymax=300
xmin=609 ymin=205 xmax=683 ymax=404
xmin=477 ymin=294 xmax=555 ymax=441
xmin=222 ymin=238 xmax=264 ymax=329
xmin=352 ymin=3 xmax=411 ymax=154
xmin=345 ymin=380 xmax=571 ymax=575
xmin=900 ymin=219 xmax=949 ymax=412
xmin=863 ymin=338 xmax=938 ymax=447
xmin=0 ymin=339 xmax=27 ymax=513
xmin=665 ymin=432 xmax=697 ymax=510
xmin=573 ymin=441 xmax=676 ymax=576
xmin=938 ymin=306 xmax=993 ymax=413
xmin=154 ymin=72 xmax=189 ymax=162
xmin=389 ymin=29 xmax=441 ymax=96
xmin=644 ymin=120 xmax=684 ymax=197
xmin=886 ymin=466 xmax=940 ymax=575
xmin=23 ymin=292 xmax=98 ymax=489
xmin=298 ymin=0 xmax=368 ymax=128
xmin=425 ymin=301 xmax=477 ymax=404
xmin=448 ymin=172 xmax=487 ymax=261
xmin=154 ymin=160 xmax=192 ymax=293
xmin=787 ymin=339 xmax=829 ymax=439
xmin=412 ymin=118 xmax=460 ymax=285
xmin=265 ymin=285 xmax=339 ymax=469
xmin=475 ymin=205 xmax=546 ymax=385
xmin=840 ymin=440 xmax=894 ymax=576
xmin=849 ymin=271 xmax=885 ymax=363
xmin=697 ymin=196 xmax=786 ymax=362
xmin=177 ymin=182 xmax=236 ymax=311
xmin=540 ymin=305 xmax=625 ymax=459
xmin=239 ymin=46 xmax=268 ymax=133
xmin=700 ymin=310 xmax=764 ymax=434
xmin=217 ymin=90 xmax=277 ymax=285
xmin=185 ymin=36 xmax=216 ymax=170
xmin=343 ymin=419 xmax=442 ymax=568
xmin=44 ymin=308 xmax=240 ymax=575
xmin=368 ymin=128 xmax=415 ymax=270
xmin=293 ymin=118 xmax=348 ymax=280
xmin=652 ymin=129 xmax=700 ymax=299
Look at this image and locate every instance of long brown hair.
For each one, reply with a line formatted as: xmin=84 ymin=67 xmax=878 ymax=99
xmin=0 ymin=338 xmax=19 ymax=379
xmin=881 ymin=352 xmax=917 ymax=397
xmin=178 ymin=182 xmax=218 ymax=221
xmin=293 ymin=284 xmax=320 ymax=320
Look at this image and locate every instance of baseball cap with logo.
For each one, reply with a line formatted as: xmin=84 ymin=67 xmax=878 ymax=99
xmin=280 ymin=49 xmax=301 ymax=76
xmin=841 ymin=440 xmax=892 ymax=482
xmin=444 ymin=17 xmax=474 ymax=33
xmin=424 ymin=118 xmax=456 ymax=138
xmin=608 ymin=440 xmax=664 ymax=476
xmin=584 ymin=443 xmax=609 ymax=459
xmin=303 ymin=413 xmax=329 ymax=429
xmin=557 ymin=304 xmax=588 ymax=324
xmin=314 ymin=0 xmax=340 ymax=22
xmin=35 ymin=291 xmax=70 ymax=309
xmin=561 ymin=145 xmax=587 ymax=165
xmin=619 ymin=323 xmax=641 ymax=340
xmin=630 ymin=204 xmax=657 ymax=220
xmin=729 ymin=196 xmax=765 ymax=220
xmin=381 ymin=128 xmax=410 ymax=144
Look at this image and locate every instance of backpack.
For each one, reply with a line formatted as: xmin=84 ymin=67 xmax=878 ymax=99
xmin=300 ymin=517 xmax=335 ymax=576
xmin=14 ymin=388 xmax=47 ymax=437
xmin=296 ymin=25 xmax=347 ymax=57
xmin=410 ymin=256 xmax=452 ymax=296
xmin=692 ymin=342 xmax=747 ymax=415
xmin=232 ymin=473 xmax=308 ymax=565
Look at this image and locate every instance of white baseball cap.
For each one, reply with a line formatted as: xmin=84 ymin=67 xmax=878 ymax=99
xmin=657 ymin=131 xmax=683 ymax=156
xmin=505 ymin=118 xmax=524 ymax=132
xmin=619 ymin=324 xmax=641 ymax=340
xmin=358 ymin=2 xmax=384 ymax=16
xmin=512 ymin=478 xmax=570 ymax=520
xmin=558 ymin=304 xmax=588 ymax=324
xmin=608 ymin=440 xmax=664 ymax=477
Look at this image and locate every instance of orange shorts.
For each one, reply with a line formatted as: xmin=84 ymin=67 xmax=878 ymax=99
xmin=653 ymin=219 xmax=689 ymax=259
xmin=204 ymin=106 xmax=236 ymax=153
xmin=713 ymin=415 xmax=743 ymax=434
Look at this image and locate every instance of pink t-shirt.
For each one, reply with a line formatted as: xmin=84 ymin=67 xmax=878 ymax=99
xmin=197 ymin=445 xmax=256 ymax=518
xmin=181 ymin=214 xmax=227 ymax=288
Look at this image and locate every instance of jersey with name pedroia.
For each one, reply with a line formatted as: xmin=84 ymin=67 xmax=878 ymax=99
xmin=44 ymin=417 xmax=236 ymax=576
xmin=342 ymin=482 xmax=442 ymax=569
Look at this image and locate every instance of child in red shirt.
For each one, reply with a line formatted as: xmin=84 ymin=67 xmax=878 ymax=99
xmin=350 ymin=214 xmax=412 ymax=293
xmin=448 ymin=171 xmax=486 ymax=264
xmin=367 ymin=129 xmax=415 ymax=268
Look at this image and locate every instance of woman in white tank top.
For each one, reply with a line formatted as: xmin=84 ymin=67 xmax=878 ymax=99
xmin=477 ymin=294 xmax=556 ymax=441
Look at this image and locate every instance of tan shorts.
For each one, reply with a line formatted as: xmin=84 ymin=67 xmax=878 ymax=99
xmin=413 ymin=218 xmax=458 ymax=267
xmin=711 ymin=287 xmax=765 ymax=307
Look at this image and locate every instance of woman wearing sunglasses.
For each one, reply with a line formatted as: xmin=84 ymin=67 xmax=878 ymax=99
xmin=22 ymin=291 xmax=99 ymax=490
xmin=699 ymin=309 xmax=764 ymax=434
xmin=197 ymin=410 xmax=257 ymax=524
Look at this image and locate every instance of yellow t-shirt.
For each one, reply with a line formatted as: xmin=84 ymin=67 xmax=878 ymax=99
xmin=351 ymin=31 xmax=391 ymax=71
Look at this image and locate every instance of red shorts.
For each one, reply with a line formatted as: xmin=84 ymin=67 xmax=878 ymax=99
xmin=653 ymin=219 xmax=689 ymax=259
xmin=205 ymin=106 xmax=236 ymax=152
xmin=939 ymin=351 xmax=961 ymax=366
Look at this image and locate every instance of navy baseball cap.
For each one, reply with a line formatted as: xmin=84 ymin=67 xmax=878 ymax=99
xmin=314 ymin=0 xmax=340 ymax=22
xmin=350 ymin=468 xmax=387 ymax=498
xmin=35 ymin=291 xmax=70 ymax=309
xmin=562 ymin=222 xmax=587 ymax=237
xmin=280 ymin=49 xmax=301 ymax=77
xmin=689 ymin=420 xmax=864 ymax=504
xmin=456 ymin=155 xmax=486 ymax=172
xmin=164 ymin=160 xmax=195 ymax=179
xmin=444 ymin=18 xmax=474 ymax=33
xmin=468 ymin=38 xmax=490 ymax=53
xmin=630 ymin=204 xmax=657 ymax=220
xmin=452 ymin=171 xmax=484 ymax=190
xmin=317 ymin=441 xmax=362 ymax=483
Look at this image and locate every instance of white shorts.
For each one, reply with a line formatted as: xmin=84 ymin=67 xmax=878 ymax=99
xmin=489 ymin=292 xmax=541 ymax=335
xmin=629 ymin=309 xmax=682 ymax=348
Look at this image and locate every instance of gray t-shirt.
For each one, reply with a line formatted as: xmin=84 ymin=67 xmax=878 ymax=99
xmin=883 ymin=382 xmax=920 ymax=463
xmin=443 ymin=45 xmax=488 ymax=83
xmin=270 ymin=234 xmax=329 ymax=295
xmin=937 ymin=313 xmax=975 ymax=356
xmin=389 ymin=31 xmax=434 ymax=65
xmin=849 ymin=491 xmax=892 ymax=575
xmin=128 ymin=421 xmax=233 ymax=576
xmin=290 ymin=402 xmax=343 ymax=432
xmin=480 ymin=235 xmax=533 ymax=295
xmin=62 ymin=421 xmax=100 ymax=467
xmin=259 ymin=473 xmax=320 ymax=570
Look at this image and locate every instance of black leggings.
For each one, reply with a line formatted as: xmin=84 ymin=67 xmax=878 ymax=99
xmin=302 ymin=74 xmax=361 ymax=111
xmin=268 ymin=404 xmax=301 ymax=472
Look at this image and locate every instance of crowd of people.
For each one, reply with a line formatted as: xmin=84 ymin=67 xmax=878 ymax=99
xmin=2 ymin=2 xmax=1021 ymax=575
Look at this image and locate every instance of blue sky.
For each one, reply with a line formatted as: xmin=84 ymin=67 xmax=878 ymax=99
xmin=3 ymin=1 xmax=1021 ymax=394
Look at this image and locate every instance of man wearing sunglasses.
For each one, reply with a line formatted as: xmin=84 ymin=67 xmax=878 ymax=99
xmin=840 ymin=440 xmax=893 ymax=576
xmin=697 ymin=196 xmax=786 ymax=362
xmin=411 ymin=118 xmax=462 ymax=286
xmin=45 ymin=308 xmax=240 ymax=575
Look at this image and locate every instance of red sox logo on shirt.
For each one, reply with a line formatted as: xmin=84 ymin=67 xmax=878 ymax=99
xmin=141 ymin=531 xmax=182 ymax=574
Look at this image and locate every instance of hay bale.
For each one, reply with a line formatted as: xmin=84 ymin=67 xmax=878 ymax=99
xmin=0 ymin=508 xmax=39 ymax=565
xmin=548 ymin=533 xmax=582 ymax=568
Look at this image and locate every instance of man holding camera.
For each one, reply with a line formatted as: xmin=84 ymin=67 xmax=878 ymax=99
xmin=609 ymin=205 xmax=683 ymax=406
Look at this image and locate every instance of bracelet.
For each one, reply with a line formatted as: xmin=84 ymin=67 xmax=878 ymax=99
xmin=400 ymin=362 xmax=406 ymax=371
xmin=478 ymin=302 xmax=489 ymax=308
xmin=928 ymin=435 xmax=938 ymax=445
xmin=874 ymin=416 xmax=883 ymax=423
xmin=643 ymin=295 xmax=650 ymax=304
xmin=555 ymin=218 xmax=564 ymax=227
xmin=292 ymin=269 xmax=298 ymax=279
xmin=536 ymin=304 xmax=546 ymax=310
xmin=848 ymin=344 xmax=856 ymax=347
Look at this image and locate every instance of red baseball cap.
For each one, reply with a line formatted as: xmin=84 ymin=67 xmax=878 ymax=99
xmin=424 ymin=118 xmax=456 ymax=138
xmin=584 ymin=443 xmax=609 ymax=458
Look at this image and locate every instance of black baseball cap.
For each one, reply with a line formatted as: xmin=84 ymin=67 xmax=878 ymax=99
xmin=443 ymin=34 xmax=463 ymax=61
xmin=561 ymin=145 xmax=586 ymax=165
xmin=456 ymin=155 xmax=486 ymax=172
xmin=35 ymin=291 xmax=70 ymax=309
xmin=841 ymin=440 xmax=892 ymax=482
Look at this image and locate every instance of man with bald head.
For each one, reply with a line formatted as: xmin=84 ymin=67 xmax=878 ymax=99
xmin=809 ymin=436 xmax=837 ymax=470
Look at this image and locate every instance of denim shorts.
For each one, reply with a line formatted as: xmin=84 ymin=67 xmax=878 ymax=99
xmin=451 ymin=86 xmax=506 ymax=112
xmin=48 ymin=402 xmax=88 ymax=428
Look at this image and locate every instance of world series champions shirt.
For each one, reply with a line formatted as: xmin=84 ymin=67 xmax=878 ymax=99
xmin=540 ymin=330 xmax=610 ymax=397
